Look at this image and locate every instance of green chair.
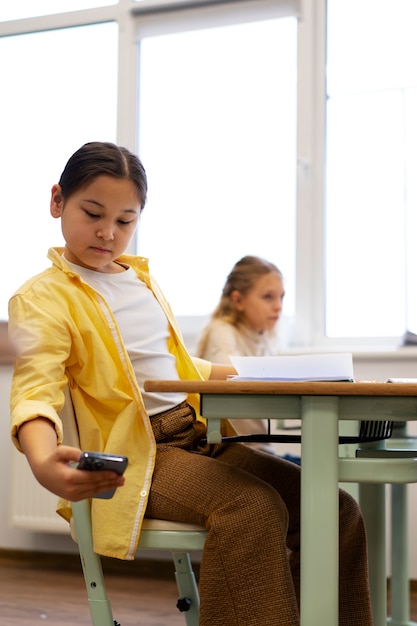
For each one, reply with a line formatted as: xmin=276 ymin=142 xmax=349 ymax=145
xmin=385 ymin=424 xmax=417 ymax=626
xmin=61 ymin=389 xmax=206 ymax=626
xmin=71 ymin=500 xmax=206 ymax=626
xmin=338 ymin=437 xmax=417 ymax=626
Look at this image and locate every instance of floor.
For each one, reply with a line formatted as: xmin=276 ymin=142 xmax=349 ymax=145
xmin=0 ymin=550 xmax=188 ymax=626
xmin=0 ymin=550 xmax=415 ymax=625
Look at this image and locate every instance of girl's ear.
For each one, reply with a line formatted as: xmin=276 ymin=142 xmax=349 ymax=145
xmin=50 ymin=184 xmax=63 ymax=218
xmin=230 ymin=290 xmax=244 ymax=310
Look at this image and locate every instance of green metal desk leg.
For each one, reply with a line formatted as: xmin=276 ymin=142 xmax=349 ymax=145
xmin=359 ymin=483 xmax=386 ymax=626
xmin=300 ymin=396 xmax=339 ymax=626
xmin=388 ymin=483 xmax=416 ymax=626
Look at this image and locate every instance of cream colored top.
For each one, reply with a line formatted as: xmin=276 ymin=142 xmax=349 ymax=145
xmin=199 ymin=318 xmax=279 ymax=365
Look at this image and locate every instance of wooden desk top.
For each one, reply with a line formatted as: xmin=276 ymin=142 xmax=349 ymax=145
xmin=144 ymin=379 xmax=417 ymax=397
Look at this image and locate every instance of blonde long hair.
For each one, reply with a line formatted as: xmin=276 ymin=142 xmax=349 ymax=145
xmin=197 ymin=256 xmax=282 ymax=357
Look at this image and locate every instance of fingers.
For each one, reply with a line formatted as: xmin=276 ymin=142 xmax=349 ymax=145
xmin=63 ymin=471 xmax=125 ymax=501
xmin=47 ymin=446 xmax=125 ymax=501
xmin=74 ymin=468 xmax=125 ymax=490
xmin=69 ymin=463 xmax=125 ymax=501
xmin=70 ymin=478 xmax=125 ymax=501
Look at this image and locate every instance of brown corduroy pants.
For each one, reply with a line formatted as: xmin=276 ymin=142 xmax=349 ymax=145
xmin=146 ymin=402 xmax=373 ymax=626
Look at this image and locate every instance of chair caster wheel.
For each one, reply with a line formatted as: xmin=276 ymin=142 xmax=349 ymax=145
xmin=177 ymin=597 xmax=192 ymax=612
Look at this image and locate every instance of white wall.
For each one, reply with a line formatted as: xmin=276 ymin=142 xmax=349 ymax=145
xmin=2 ymin=345 xmax=417 ymax=575
xmin=0 ymin=363 xmax=78 ymax=554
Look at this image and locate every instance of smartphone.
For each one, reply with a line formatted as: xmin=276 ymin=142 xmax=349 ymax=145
xmin=77 ymin=451 xmax=128 ymax=499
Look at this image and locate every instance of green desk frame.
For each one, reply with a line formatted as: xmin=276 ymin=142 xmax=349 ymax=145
xmin=144 ymin=380 xmax=417 ymax=626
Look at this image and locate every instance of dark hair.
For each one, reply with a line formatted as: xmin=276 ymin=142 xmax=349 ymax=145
xmin=58 ymin=142 xmax=148 ymax=209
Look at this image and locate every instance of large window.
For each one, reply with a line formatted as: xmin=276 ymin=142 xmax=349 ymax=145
xmin=136 ymin=11 xmax=297 ymax=318
xmin=1 ymin=0 xmax=415 ymax=349
xmin=325 ymin=0 xmax=417 ymax=338
xmin=0 ymin=20 xmax=117 ymax=319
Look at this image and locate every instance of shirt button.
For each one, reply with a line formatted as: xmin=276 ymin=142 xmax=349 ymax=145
xmin=109 ymin=322 xmax=115 ymax=329
xmin=140 ymin=490 xmax=147 ymax=497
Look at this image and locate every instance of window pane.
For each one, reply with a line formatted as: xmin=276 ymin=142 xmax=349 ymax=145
xmin=0 ymin=23 xmax=117 ymax=319
xmin=326 ymin=0 xmax=417 ymax=337
xmin=405 ymin=88 xmax=417 ymax=330
xmin=0 ymin=0 xmax=116 ymax=21
xmin=327 ymin=0 xmax=417 ymax=95
xmin=326 ymin=91 xmax=406 ymax=337
xmin=136 ymin=17 xmax=297 ymax=318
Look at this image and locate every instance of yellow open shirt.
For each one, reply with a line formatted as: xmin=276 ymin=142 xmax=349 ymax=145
xmin=9 ymin=247 xmax=212 ymax=560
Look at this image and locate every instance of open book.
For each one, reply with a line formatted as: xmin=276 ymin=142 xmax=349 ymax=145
xmin=230 ymin=352 xmax=354 ymax=382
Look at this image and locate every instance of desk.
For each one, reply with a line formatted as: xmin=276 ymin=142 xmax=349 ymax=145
xmin=144 ymin=380 xmax=417 ymax=626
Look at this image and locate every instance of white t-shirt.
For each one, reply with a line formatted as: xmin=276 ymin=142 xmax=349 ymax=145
xmin=65 ymin=259 xmax=186 ymax=415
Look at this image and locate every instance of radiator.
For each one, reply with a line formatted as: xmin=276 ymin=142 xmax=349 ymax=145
xmin=11 ymin=449 xmax=69 ymax=533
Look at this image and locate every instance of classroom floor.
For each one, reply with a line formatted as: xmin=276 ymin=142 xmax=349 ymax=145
xmin=0 ymin=550 xmax=185 ymax=626
xmin=0 ymin=550 xmax=415 ymax=625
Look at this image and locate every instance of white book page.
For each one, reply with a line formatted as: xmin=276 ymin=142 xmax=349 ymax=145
xmin=230 ymin=353 xmax=354 ymax=382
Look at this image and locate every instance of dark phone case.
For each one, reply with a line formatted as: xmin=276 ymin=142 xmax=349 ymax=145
xmin=77 ymin=451 xmax=128 ymax=499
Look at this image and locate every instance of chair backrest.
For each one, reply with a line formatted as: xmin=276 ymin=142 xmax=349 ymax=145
xmin=61 ymin=386 xmax=81 ymax=447
xmin=59 ymin=386 xmax=208 ymax=546
xmin=60 ymin=385 xmax=204 ymax=626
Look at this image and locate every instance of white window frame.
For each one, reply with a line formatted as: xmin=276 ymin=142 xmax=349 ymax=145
xmin=2 ymin=0 xmax=402 ymax=350
xmin=130 ymin=0 xmax=327 ymax=349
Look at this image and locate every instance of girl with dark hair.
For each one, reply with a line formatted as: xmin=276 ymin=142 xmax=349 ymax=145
xmin=9 ymin=142 xmax=372 ymax=626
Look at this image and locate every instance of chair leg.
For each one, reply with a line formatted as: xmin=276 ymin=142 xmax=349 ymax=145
xmin=72 ymin=500 xmax=115 ymax=626
xmin=387 ymin=484 xmax=417 ymax=626
xmin=172 ymin=551 xmax=200 ymax=626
